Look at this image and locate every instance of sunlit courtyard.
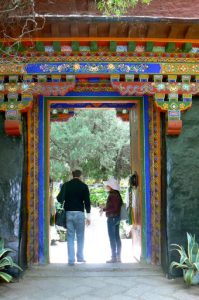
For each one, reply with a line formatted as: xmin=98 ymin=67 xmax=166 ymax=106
xmin=50 ymin=208 xmax=139 ymax=264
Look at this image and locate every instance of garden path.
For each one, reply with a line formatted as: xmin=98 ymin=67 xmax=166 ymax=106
xmin=50 ymin=207 xmax=137 ymax=264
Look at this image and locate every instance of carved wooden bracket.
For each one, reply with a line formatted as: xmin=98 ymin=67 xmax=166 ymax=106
xmin=154 ymin=93 xmax=192 ymax=135
xmin=0 ymin=82 xmax=76 ymax=136
xmin=4 ymin=120 xmax=22 ymax=136
xmin=111 ymin=82 xmax=193 ymax=135
xmin=116 ymin=110 xmax=129 ymax=122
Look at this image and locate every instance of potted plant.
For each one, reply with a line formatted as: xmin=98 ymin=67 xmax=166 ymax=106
xmin=170 ymin=232 xmax=199 ymax=286
xmin=0 ymin=238 xmax=22 ymax=283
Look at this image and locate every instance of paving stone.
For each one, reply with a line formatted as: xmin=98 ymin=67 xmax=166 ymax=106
xmin=140 ymin=293 xmax=177 ymax=300
xmin=172 ymin=289 xmax=199 ymax=300
xmin=0 ymin=264 xmax=198 ymax=300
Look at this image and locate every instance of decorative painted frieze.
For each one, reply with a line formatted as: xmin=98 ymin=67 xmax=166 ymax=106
xmin=111 ymin=82 xmax=199 ymax=95
xmin=1 ymin=61 xmax=199 ymax=75
xmin=24 ymin=62 xmax=157 ymax=74
xmin=0 ymin=82 xmax=76 ymax=96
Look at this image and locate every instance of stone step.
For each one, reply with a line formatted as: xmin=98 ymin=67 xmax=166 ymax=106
xmin=25 ymin=263 xmax=163 ymax=278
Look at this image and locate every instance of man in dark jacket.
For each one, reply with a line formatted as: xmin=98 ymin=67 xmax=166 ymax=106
xmin=57 ymin=170 xmax=91 ymax=266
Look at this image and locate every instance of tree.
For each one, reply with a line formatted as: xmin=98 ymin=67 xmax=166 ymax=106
xmin=50 ymin=110 xmax=130 ymax=181
xmin=0 ymin=1 xmax=45 ymax=62
xmin=97 ymin=0 xmax=152 ymax=16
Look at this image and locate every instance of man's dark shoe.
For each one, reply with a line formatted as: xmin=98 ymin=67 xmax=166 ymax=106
xmin=106 ymin=258 xmax=117 ymax=263
xmin=68 ymin=262 xmax=75 ymax=266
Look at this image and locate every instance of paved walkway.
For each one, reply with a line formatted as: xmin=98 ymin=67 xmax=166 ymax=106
xmin=1 ymin=209 xmax=198 ymax=299
xmin=50 ymin=207 xmax=138 ymax=264
xmin=0 ymin=263 xmax=199 ymax=300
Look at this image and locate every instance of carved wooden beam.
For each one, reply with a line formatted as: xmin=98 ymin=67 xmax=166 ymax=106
xmin=0 ymin=82 xmax=76 ymax=96
xmin=111 ymin=82 xmax=199 ymax=96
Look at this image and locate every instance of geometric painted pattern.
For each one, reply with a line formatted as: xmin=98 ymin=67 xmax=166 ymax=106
xmin=27 ymin=98 xmax=39 ymax=264
xmin=148 ymin=99 xmax=161 ymax=264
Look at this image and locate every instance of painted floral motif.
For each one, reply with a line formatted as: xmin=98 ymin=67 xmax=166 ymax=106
xmin=108 ymin=63 xmax=115 ymax=70
xmin=35 ymin=62 xmax=150 ymax=74
xmin=45 ymin=46 xmax=54 ymax=53
xmin=116 ymin=46 xmax=127 ymax=52
xmin=112 ymin=82 xmax=199 ymax=96
xmin=73 ymin=63 xmax=81 ymax=71
xmin=135 ymin=46 xmax=145 ymax=52
xmin=162 ymin=103 xmax=169 ymax=109
xmin=179 ymin=103 xmax=186 ymax=109
xmin=61 ymin=46 xmax=72 ymax=52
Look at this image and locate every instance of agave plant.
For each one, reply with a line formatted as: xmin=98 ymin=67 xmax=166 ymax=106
xmin=0 ymin=238 xmax=22 ymax=283
xmin=170 ymin=232 xmax=199 ymax=285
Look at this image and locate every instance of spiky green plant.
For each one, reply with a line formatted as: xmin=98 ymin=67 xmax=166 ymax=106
xmin=170 ymin=233 xmax=199 ymax=286
xmin=0 ymin=238 xmax=23 ymax=283
xmin=97 ymin=0 xmax=152 ymax=16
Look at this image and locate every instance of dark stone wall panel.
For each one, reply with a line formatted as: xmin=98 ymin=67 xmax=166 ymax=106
xmin=166 ymin=99 xmax=199 ymax=275
xmin=0 ymin=113 xmax=24 ymax=264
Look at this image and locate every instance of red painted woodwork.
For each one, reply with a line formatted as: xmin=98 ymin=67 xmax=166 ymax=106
xmin=4 ymin=120 xmax=22 ymax=136
xmin=167 ymin=120 xmax=182 ymax=135
xmin=116 ymin=113 xmax=129 ymax=122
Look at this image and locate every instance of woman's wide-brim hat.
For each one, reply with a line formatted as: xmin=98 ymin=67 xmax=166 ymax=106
xmin=103 ymin=177 xmax=120 ymax=191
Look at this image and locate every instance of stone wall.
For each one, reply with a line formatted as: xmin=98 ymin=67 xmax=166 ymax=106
xmin=165 ymin=98 xmax=199 ymax=275
xmin=0 ymin=113 xmax=26 ymax=269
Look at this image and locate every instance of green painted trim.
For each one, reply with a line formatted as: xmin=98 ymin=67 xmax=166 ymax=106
xmin=110 ymin=41 xmax=117 ymax=52
xmin=71 ymin=41 xmax=80 ymax=52
xmin=128 ymin=42 xmax=136 ymax=52
xmin=53 ymin=41 xmax=61 ymax=52
xmin=165 ymin=42 xmax=176 ymax=53
xmin=146 ymin=42 xmax=154 ymax=52
xmin=0 ymin=42 xmax=5 ymax=51
xmin=90 ymin=41 xmax=98 ymax=52
xmin=139 ymin=100 xmax=147 ymax=260
xmin=182 ymin=43 xmax=192 ymax=53
xmin=35 ymin=42 xmax=45 ymax=52
xmin=12 ymin=43 xmax=26 ymax=52
xmin=43 ymin=98 xmax=49 ymax=263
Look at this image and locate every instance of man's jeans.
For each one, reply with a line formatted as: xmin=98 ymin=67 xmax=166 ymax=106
xmin=66 ymin=211 xmax=85 ymax=263
xmin=107 ymin=216 xmax=121 ymax=260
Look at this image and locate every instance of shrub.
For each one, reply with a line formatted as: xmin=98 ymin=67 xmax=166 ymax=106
xmin=0 ymin=238 xmax=22 ymax=283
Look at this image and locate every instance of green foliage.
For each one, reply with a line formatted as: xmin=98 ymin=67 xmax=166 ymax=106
xmin=170 ymin=233 xmax=199 ymax=286
xmin=0 ymin=238 xmax=22 ymax=283
xmin=90 ymin=186 xmax=127 ymax=206
xmin=90 ymin=187 xmax=108 ymax=206
xmin=50 ymin=110 xmax=130 ymax=181
xmin=97 ymin=0 xmax=152 ymax=16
